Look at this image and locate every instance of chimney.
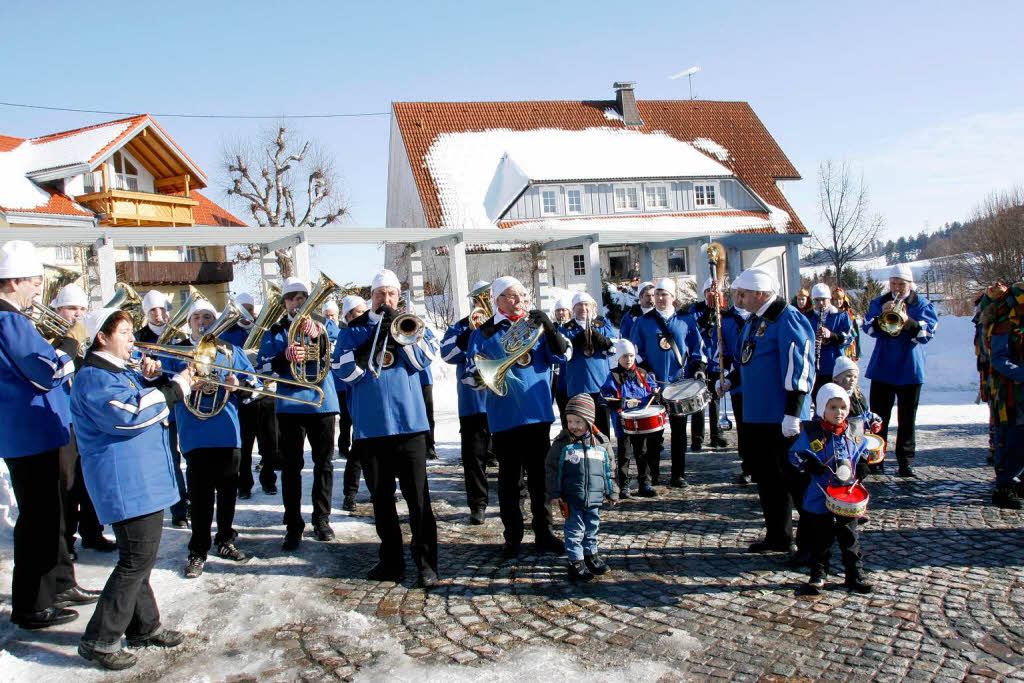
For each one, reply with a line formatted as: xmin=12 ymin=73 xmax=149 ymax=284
xmin=614 ymin=81 xmax=642 ymax=126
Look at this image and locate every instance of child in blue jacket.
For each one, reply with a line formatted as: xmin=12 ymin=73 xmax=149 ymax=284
xmin=545 ymin=393 xmax=617 ymax=582
xmin=600 ymin=339 xmax=662 ymax=498
xmin=789 ymin=383 xmax=873 ymax=596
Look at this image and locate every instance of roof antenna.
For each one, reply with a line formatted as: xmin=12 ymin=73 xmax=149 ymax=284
xmin=669 ymin=66 xmax=701 ymax=100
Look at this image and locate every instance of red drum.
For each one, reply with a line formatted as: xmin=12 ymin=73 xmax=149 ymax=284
xmin=863 ymin=433 xmax=886 ymax=465
xmin=621 ymin=406 xmax=667 ymax=435
xmin=823 ymin=481 xmax=870 ymax=518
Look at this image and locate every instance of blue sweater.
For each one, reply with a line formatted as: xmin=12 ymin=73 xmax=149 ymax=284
xmin=562 ymin=317 xmax=617 ymax=395
xmin=863 ymin=291 xmax=938 ymax=385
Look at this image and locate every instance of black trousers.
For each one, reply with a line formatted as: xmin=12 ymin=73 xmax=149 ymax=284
xmin=586 ymin=392 xmax=611 ymax=437
xmin=168 ymin=423 xmax=189 ymax=521
xmin=278 ymin=412 xmax=336 ymax=533
xmin=743 ymin=423 xmax=805 ymax=546
xmin=804 ymin=511 xmax=862 ymax=576
xmin=343 ymin=439 xmax=365 ymax=498
xmin=554 ymin=389 xmax=569 ymax=430
xmin=422 ymin=384 xmax=436 ymax=453
xmin=733 ymin=393 xmax=752 ymax=476
xmin=460 ymin=413 xmax=491 ymax=511
xmin=239 ymin=396 xmax=279 ymax=492
xmin=5 ymin=450 xmax=76 ymax=614
xmin=58 ymin=429 xmax=103 ymax=548
xmin=870 ymin=381 xmax=922 ymax=467
xmin=337 ymin=395 xmax=353 ymax=456
xmin=492 ymin=422 xmax=555 ymax=546
xmin=668 ymin=414 xmax=689 ymax=479
xmin=82 ymin=510 xmax=162 ymax=650
xmin=184 ymin=448 xmax=240 ymax=558
xmin=360 ymin=432 xmax=438 ymax=572
xmin=690 ymin=373 xmax=722 ymax=445
xmin=621 ymin=431 xmax=664 ymax=487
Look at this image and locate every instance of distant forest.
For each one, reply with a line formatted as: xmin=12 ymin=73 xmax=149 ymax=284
xmin=801 ymin=220 xmax=971 ymax=267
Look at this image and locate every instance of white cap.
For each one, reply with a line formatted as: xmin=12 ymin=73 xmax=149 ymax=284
xmin=614 ymin=338 xmax=636 ymax=359
xmin=816 ymin=382 xmax=850 ymax=419
xmin=702 ymin=277 xmax=715 ymax=293
xmin=84 ymin=307 xmax=121 ymax=341
xmin=470 ymin=280 xmax=490 ymax=293
xmin=142 ymin=289 xmax=169 ymax=313
xmin=370 ymin=269 xmax=401 ymax=293
xmin=341 ymin=295 xmax=366 ymax=319
xmin=53 ymin=284 xmax=88 ymax=309
xmin=0 ymin=240 xmax=43 ymax=279
xmin=811 ymin=283 xmax=831 ymax=300
xmin=189 ymin=299 xmax=217 ymax=318
xmin=832 ymin=356 xmax=858 ymax=378
xmin=322 ymin=299 xmax=339 ymax=314
xmin=572 ymin=291 xmax=596 ymax=307
xmin=636 ymin=281 xmax=654 ymax=296
xmin=282 ymin=277 xmax=310 ymax=296
xmin=554 ymin=297 xmax=572 ymax=312
xmin=654 ymin=277 xmax=676 ymax=296
xmin=235 ymin=292 xmax=254 ymax=307
xmin=890 ymin=264 xmax=914 ymax=283
xmin=732 ymin=267 xmax=777 ymax=293
xmin=490 ymin=276 xmax=524 ymax=301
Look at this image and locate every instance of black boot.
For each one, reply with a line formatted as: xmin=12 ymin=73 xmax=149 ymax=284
xmin=12 ymin=607 xmax=78 ymax=630
xmin=127 ymin=629 xmax=185 ymax=648
xmin=796 ymin=567 xmax=826 ymax=596
xmin=993 ymin=485 xmax=1023 ymax=510
xmin=567 ymin=560 xmax=594 ymax=583
xmin=78 ymin=642 xmax=136 ymax=670
xmin=342 ymin=494 xmax=356 ymax=512
xmin=844 ymin=568 xmax=873 ymax=594
xmin=584 ymin=554 xmax=610 ymax=575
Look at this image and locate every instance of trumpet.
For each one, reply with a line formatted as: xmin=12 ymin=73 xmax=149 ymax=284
xmin=879 ymin=297 xmax=909 ymax=337
xmin=367 ymin=305 xmax=426 ymax=378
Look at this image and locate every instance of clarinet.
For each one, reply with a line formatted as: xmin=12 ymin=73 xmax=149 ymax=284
xmin=814 ymin=307 xmax=826 ymax=371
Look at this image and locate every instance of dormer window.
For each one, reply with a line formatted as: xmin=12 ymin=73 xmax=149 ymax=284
xmin=644 ymin=184 xmax=669 ymax=210
xmin=113 ymin=151 xmax=139 ymax=191
xmin=566 ymin=187 xmax=583 ymax=214
xmin=613 ymin=185 xmax=640 ymax=212
xmin=541 ymin=188 xmax=558 ymax=215
xmin=694 ymin=182 xmax=718 ymax=207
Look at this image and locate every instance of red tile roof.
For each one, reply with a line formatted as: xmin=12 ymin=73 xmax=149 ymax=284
xmin=0 ymin=135 xmax=24 ymax=152
xmin=392 ymin=99 xmax=805 ymax=234
xmin=181 ymin=190 xmax=245 ymax=227
xmin=0 ymin=187 xmax=93 ymax=217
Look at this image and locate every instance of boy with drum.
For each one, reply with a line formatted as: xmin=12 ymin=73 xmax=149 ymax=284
xmin=788 ymin=383 xmax=873 ymax=596
xmin=600 ymin=339 xmax=663 ymax=498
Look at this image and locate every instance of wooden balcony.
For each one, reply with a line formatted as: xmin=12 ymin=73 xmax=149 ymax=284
xmin=76 ymin=189 xmax=199 ymax=226
xmin=116 ymin=261 xmax=233 ymax=286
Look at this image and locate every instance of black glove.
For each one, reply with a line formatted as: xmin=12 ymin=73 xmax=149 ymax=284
xmin=805 ymin=457 xmax=829 ymax=476
xmin=591 ymin=328 xmax=613 ymax=352
xmin=455 ymin=326 xmax=473 ymax=351
xmin=902 ymin=318 xmax=922 ymax=337
xmin=353 ymin=337 xmax=376 ymax=369
xmin=529 ymin=309 xmax=567 ymax=354
xmin=377 ymin=305 xmax=397 ymax=329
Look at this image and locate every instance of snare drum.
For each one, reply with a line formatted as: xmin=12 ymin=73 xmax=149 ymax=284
xmin=823 ymin=482 xmax=870 ymax=518
xmin=661 ymin=379 xmax=710 ymax=416
xmin=863 ymin=433 xmax=885 ymax=465
xmin=621 ymin=406 xmax=667 ymax=434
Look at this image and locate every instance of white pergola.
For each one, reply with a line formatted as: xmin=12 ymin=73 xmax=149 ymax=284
xmin=0 ymin=226 xmax=803 ymax=318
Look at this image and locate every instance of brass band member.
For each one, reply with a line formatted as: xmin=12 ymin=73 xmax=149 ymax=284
xmin=338 ymin=294 xmax=368 ymax=511
xmin=561 ymin=291 xmax=616 ymax=437
xmin=551 ymin=296 xmax=572 ymax=428
xmin=0 ymin=240 xmax=99 ymax=631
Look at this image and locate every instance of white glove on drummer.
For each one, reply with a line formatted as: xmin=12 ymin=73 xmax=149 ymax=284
xmin=781 ymin=415 xmax=801 ymax=438
xmin=716 ymin=378 xmax=731 ymax=397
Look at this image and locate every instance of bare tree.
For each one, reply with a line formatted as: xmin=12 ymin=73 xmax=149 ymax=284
xmin=946 ymin=186 xmax=1024 ymax=287
xmin=812 ymin=160 xmax=885 ymax=277
xmin=223 ymin=126 xmax=348 ymax=277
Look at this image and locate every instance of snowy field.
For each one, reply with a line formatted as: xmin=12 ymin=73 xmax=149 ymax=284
xmin=0 ymin=311 xmax=987 ymax=680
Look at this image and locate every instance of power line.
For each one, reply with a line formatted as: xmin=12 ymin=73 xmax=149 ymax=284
xmin=0 ymin=101 xmax=391 ymax=120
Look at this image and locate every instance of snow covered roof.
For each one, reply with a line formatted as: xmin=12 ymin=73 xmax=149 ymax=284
xmin=392 ymin=99 xmax=805 ymax=234
xmin=500 ymin=209 xmax=790 ymax=235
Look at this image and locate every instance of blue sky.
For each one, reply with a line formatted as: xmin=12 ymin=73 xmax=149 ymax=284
xmin=1 ymin=1 xmax=1021 ymax=283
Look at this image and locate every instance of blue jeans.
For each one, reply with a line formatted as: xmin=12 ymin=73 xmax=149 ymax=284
xmin=564 ymin=505 xmax=600 ymax=561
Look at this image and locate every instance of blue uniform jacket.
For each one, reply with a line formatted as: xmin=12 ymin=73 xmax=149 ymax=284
xmin=440 ymin=317 xmax=487 ymax=417
xmin=70 ymin=353 xmax=184 ymax=525
xmin=545 ymin=430 xmax=615 ymax=508
xmin=864 ymin=291 xmax=938 ymax=385
xmin=0 ymin=302 xmax=75 ymax=459
xmin=418 ymin=326 xmax=439 ymax=387
xmin=463 ymin=315 xmax=569 ymax=434
xmin=789 ymin=419 xmax=868 ymax=515
xmin=219 ymin=323 xmax=250 ymax=350
xmin=687 ymin=301 xmax=743 ymax=375
xmin=804 ymin=307 xmax=853 ymax=377
xmin=332 ymin=311 xmax=433 ymax=440
xmin=618 ymin=305 xmax=645 ymax=343
xmin=165 ymin=341 xmax=260 ymax=454
xmin=256 ymin=314 xmax=339 ymax=415
xmin=562 ymin=317 xmax=617 ymax=395
xmin=628 ymin=309 xmax=706 ymax=383
xmin=600 ymin=365 xmax=658 ymax=438
xmin=726 ymin=297 xmax=815 ymax=424
xmin=323 ymin=318 xmax=349 ymax=399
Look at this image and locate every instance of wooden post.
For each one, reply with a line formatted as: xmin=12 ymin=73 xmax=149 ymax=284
xmin=446 ymin=238 xmax=470 ymax=320
xmin=584 ymin=236 xmax=604 ymax=314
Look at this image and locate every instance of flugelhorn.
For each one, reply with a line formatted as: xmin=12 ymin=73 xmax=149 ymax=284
xmin=879 ymin=297 xmax=909 ymax=337
xmin=473 ymin=316 xmax=543 ymax=396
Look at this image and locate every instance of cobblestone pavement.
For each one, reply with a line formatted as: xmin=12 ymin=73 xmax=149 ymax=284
xmin=134 ymin=418 xmax=1023 ymax=682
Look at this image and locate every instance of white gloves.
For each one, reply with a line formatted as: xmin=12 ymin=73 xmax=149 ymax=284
xmin=716 ymin=379 xmax=731 ymax=397
xmin=781 ymin=415 xmax=802 ymax=437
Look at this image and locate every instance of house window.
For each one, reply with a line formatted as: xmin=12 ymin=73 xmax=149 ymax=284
xmin=644 ymin=185 xmax=669 ymax=210
xmin=566 ymin=188 xmax=583 ymax=214
xmin=608 ymin=251 xmax=630 ymax=279
xmin=113 ymin=151 xmax=139 ymax=191
xmin=613 ymin=185 xmax=640 ymax=212
xmin=694 ymin=182 xmax=718 ymax=207
xmin=668 ymin=248 xmax=688 ymax=273
xmin=55 ymin=245 xmax=75 ymax=263
xmin=82 ymin=171 xmax=99 ymax=194
xmin=179 ymin=246 xmax=201 ymax=262
xmin=572 ymin=254 xmax=586 ymax=276
xmin=541 ymin=189 xmax=558 ymax=215
xmin=127 ymin=246 xmax=148 ymax=262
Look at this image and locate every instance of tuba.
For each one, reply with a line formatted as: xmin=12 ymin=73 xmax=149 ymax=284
xmin=157 ymin=285 xmax=204 ymax=345
xmin=473 ymin=316 xmax=543 ymax=397
xmin=879 ymin=297 xmax=909 ymax=337
xmin=30 ymin=264 xmax=81 ymax=341
xmin=105 ymin=283 xmax=144 ymax=330
xmin=286 ymin=273 xmax=337 ymax=384
xmin=468 ymin=282 xmax=493 ymax=330
xmin=242 ymin=280 xmax=284 ymax=361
